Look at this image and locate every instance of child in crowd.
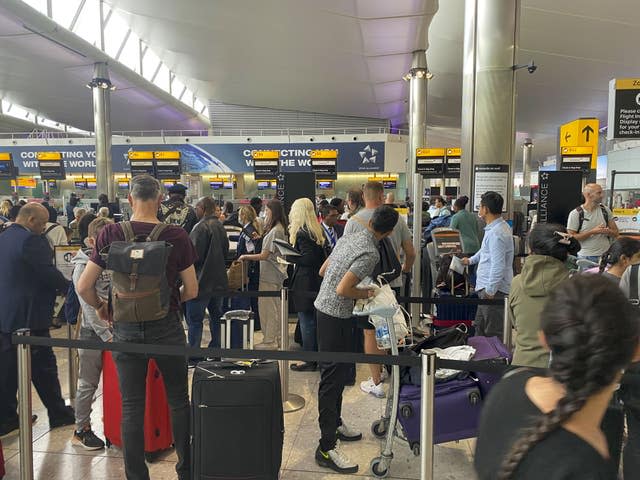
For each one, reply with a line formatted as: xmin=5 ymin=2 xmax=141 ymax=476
xmin=70 ymin=217 xmax=113 ymax=449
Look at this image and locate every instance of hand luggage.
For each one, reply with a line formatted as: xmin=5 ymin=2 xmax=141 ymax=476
xmin=432 ymin=259 xmax=477 ymax=331
xmin=398 ymin=377 xmax=483 ymax=449
xmin=466 ymin=336 xmax=511 ymax=397
xmin=191 ymin=360 xmax=284 ymax=480
xmin=102 ymin=352 xmax=173 ymax=454
xmin=225 ymin=260 xmax=254 ymax=348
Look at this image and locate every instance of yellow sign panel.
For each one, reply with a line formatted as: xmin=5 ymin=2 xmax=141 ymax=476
xmin=446 ymin=148 xmax=461 ymax=156
xmin=559 ymin=118 xmax=598 ymax=167
xmin=252 ymin=150 xmax=279 ymax=160
xmin=561 ymin=146 xmax=593 ymax=155
xmin=0 ymin=153 xmax=11 ymax=161
xmin=416 ymin=148 xmax=445 ymax=157
xmin=615 ymin=79 xmax=640 ymax=90
xmin=128 ymin=151 xmax=154 ymax=160
xmin=613 ymin=208 xmax=638 ymax=216
xmin=37 ymin=152 xmax=62 ymax=161
xmin=11 ymin=178 xmax=37 ymax=188
xmin=310 ymin=149 xmax=338 ymax=159
xmin=154 ymin=151 xmax=181 ymax=159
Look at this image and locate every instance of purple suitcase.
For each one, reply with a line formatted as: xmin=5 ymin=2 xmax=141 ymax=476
xmin=398 ymin=377 xmax=483 ymax=448
xmin=467 ymin=336 xmax=511 ymax=397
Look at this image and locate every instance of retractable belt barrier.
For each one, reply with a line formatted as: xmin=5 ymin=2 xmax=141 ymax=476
xmin=11 ymin=288 xmax=640 ymax=480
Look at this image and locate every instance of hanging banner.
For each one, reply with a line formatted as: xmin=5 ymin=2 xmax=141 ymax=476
xmin=445 ymin=148 xmax=461 ymax=178
xmin=473 ymin=164 xmax=509 ymax=212
xmin=416 ymin=148 xmax=445 ymax=178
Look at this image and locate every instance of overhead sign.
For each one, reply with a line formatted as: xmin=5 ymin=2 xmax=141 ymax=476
xmin=559 ymin=118 xmax=598 ymax=168
xmin=560 ymin=146 xmax=593 ymax=174
xmin=310 ymin=149 xmax=337 ymax=178
xmin=11 ymin=177 xmax=37 ymax=188
xmin=416 ymin=148 xmax=445 ymax=178
xmin=0 ymin=152 xmax=15 ymax=178
xmin=608 ymin=78 xmax=640 ymax=139
xmin=37 ymin=151 xmax=66 ymax=180
xmin=154 ymin=151 xmax=182 ymax=179
xmin=128 ymin=151 xmax=155 ymax=177
xmin=252 ymin=150 xmax=280 ymax=179
xmin=473 ymin=164 xmax=509 ymax=212
xmin=445 ymin=148 xmax=461 ymax=178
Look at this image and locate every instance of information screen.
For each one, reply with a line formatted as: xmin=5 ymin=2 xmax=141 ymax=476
xmin=317 ymin=180 xmax=334 ymax=190
xmin=209 ymin=181 xmax=223 ymax=190
xmin=382 ymin=180 xmax=397 ymax=189
xmin=0 ymin=161 xmax=13 ymax=178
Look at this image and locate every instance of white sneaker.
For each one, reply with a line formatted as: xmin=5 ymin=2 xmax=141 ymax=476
xmin=315 ymin=440 xmax=359 ymax=474
xmin=380 ymin=368 xmax=389 ymax=383
xmin=336 ymin=422 xmax=362 ymax=442
xmin=360 ymin=377 xmax=385 ymax=398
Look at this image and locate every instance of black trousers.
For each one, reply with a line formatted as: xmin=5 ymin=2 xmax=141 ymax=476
xmin=0 ymin=330 xmax=69 ymax=426
xmin=317 ymin=311 xmax=354 ymax=452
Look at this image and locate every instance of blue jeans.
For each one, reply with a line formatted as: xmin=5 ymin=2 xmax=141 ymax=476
xmin=185 ymin=296 xmax=224 ymax=348
xmin=112 ymin=313 xmax=190 ymax=480
xmin=578 ymin=255 xmax=600 ymax=263
xmin=298 ymin=310 xmax=317 ymax=352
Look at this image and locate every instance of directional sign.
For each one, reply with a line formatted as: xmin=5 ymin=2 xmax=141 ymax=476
xmin=37 ymin=152 xmax=66 ymax=180
xmin=310 ymin=149 xmax=337 ymax=178
xmin=608 ymin=78 xmax=640 ymax=139
xmin=416 ymin=148 xmax=445 ymax=178
xmin=252 ymin=150 xmax=280 ymax=179
xmin=445 ymin=147 xmax=462 ymax=178
xmin=560 ymin=146 xmax=593 ymax=174
xmin=559 ymin=118 xmax=598 ymax=168
xmin=154 ymin=151 xmax=182 ymax=179
xmin=128 ymin=151 xmax=156 ymax=177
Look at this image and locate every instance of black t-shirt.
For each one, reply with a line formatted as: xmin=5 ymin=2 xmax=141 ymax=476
xmin=474 ymin=369 xmax=616 ymax=480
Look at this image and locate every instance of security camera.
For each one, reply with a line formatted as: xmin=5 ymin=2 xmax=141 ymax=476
xmin=185 ymin=138 xmax=190 ymax=142
xmin=523 ymin=138 xmax=533 ymax=147
xmin=527 ymin=61 xmax=537 ymax=74
xmin=331 ymin=136 xmax=336 ymax=141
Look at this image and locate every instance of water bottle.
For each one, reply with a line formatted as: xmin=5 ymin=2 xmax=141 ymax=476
xmin=372 ymin=316 xmax=392 ymax=349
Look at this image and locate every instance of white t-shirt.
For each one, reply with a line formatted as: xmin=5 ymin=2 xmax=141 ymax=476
xmin=566 ymin=205 xmax=613 ymax=257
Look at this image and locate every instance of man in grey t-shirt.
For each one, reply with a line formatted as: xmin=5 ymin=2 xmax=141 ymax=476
xmin=343 ymin=181 xmax=415 ymax=397
xmin=566 ymin=183 xmax=618 ymax=262
xmin=313 ymin=206 xmax=398 ymax=474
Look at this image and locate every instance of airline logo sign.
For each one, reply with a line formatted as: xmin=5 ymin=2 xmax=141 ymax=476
xmin=608 ymin=78 xmax=640 ymax=139
xmin=310 ymin=149 xmax=337 ymax=178
xmin=416 ymin=148 xmax=445 ymax=178
xmin=37 ymin=151 xmax=66 ymax=180
xmin=559 ymin=118 xmax=598 ymax=168
xmin=252 ymin=150 xmax=280 ymax=179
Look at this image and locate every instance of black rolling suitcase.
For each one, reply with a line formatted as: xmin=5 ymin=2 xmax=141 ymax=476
xmin=191 ymin=360 xmax=284 ymax=480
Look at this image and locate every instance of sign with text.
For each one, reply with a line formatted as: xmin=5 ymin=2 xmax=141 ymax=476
xmin=473 ymin=164 xmax=509 ymax=212
xmin=608 ymin=78 xmax=640 ymax=139
xmin=560 ymin=146 xmax=593 ymax=174
xmin=11 ymin=177 xmax=37 ymax=188
xmin=153 ymin=151 xmax=182 ymax=179
xmin=445 ymin=148 xmax=461 ymax=178
xmin=537 ymin=171 xmax=583 ymax=226
xmin=559 ymin=118 xmax=598 ymax=168
xmin=416 ymin=148 xmax=445 ymax=178
xmin=54 ymin=245 xmax=79 ymax=281
xmin=252 ymin=150 xmax=280 ymax=179
xmin=0 ymin=152 xmax=15 ymax=178
xmin=37 ymin=152 xmax=66 ymax=180
xmin=310 ymin=149 xmax=337 ymax=178
xmin=127 ymin=151 xmax=155 ymax=177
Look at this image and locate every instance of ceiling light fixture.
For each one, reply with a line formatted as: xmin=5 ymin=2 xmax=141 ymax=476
xmin=402 ymin=67 xmax=433 ymax=81
xmin=86 ymin=77 xmax=116 ymax=91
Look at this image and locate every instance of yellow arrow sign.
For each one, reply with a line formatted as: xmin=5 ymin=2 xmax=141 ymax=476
xmin=559 ymin=118 xmax=599 ymax=168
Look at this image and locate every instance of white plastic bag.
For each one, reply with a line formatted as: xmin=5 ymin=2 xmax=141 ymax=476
xmin=354 ymin=282 xmax=410 ymax=343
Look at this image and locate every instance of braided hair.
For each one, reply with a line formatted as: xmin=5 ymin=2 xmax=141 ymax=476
xmin=598 ymin=236 xmax=640 ymax=273
xmin=498 ymin=275 xmax=639 ymax=479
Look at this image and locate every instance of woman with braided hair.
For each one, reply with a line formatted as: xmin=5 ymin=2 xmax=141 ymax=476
xmin=475 ymin=275 xmax=640 ymax=479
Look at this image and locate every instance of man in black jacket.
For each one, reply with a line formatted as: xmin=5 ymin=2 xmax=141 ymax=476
xmin=185 ymin=197 xmax=230 ymax=348
xmin=0 ymin=202 xmax=74 ymax=436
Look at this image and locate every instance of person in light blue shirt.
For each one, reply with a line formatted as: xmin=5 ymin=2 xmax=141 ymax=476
xmin=462 ymin=191 xmax=513 ymax=339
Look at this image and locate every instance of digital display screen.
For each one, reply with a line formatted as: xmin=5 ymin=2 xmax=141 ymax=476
xmin=117 ymin=181 xmax=129 ymax=189
xmin=257 ymin=181 xmax=271 ymax=190
xmin=0 ymin=161 xmax=13 ymax=177
xmin=48 ymin=180 xmax=57 ymax=189
xmin=317 ymin=181 xmax=333 ymax=190
xmin=75 ymin=180 xmax=87 ymax=190
xmin=209 ymin=181 xmax=223 ymax=190
xmin=163 ymin=181 xmax=176 ymax=188
xmin=223 ymin=181 xmax=237 ymax=189
xmin=382 ymin=180 xmax=397 ymax=189
xmin=444 ymin=186 xmax=458 ymax=196
xmin=426 ymin=186 xmax=441 ymax=196
xmin=86 ymin=180 xmax=97 ymax=189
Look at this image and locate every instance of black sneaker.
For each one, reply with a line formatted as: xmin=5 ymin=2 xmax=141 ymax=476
xmin=72 ymin=427 xmax=105 ymax=451
xmin=315 ymin=442 xmax=358 ymax=474
xmin=50 ymin=406 xmax=75 ymax=429
xmin=290 ymin=362 xmax=317 ymax=372
xmin=0 ymin=414 xmax=38 ymax=436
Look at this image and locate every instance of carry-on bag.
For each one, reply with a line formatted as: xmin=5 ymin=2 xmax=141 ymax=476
xmin=466 ymin=336 xmax=511 ymax=397
xmin=191 ymin=360 xmax=284 ymax=480
xmin=102 ymin=351 xmax=173 ymax=454
xmin=432 ymin=256 xmax=477 ymax=331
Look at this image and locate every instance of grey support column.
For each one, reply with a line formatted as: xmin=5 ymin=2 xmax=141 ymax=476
xmin=89 ymin=62 xmax=115 ymax=201
xmin=522 ymin=138 xmax=533 ymax=187
xmin=460 ymin=0 xmax=520 ymax=213
xmin=404 ymin=50 xmax=429 ymax=322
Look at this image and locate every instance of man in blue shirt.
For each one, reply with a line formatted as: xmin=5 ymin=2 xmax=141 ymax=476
xmin=462 ymin=192 xmax=513 ymax=339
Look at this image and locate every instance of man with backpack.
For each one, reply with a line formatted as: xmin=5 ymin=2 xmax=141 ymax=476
xmin=567 ymin=183 xmax=618 ymax=262
xmin=158 ymin=183 xmax=198 ymax=233
xmin=77 ymin=174 xmax=198 ymax=480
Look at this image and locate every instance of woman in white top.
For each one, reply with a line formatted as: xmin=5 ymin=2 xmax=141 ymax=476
xmin=239 ymin=199 xmax=288 ymax=348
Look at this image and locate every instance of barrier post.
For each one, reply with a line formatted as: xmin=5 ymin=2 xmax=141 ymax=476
xmin=67 ymin=324 xmax=77 ymax=400
xmin=16 ymin=329 xmax=34 ymax=480
xmin=502 ymin=296 xmax=513 ymax=350
xmin=420 ymin=350 xmax=437 ymax=480
xmin=279 ymin=287 xmax=305 ymax=413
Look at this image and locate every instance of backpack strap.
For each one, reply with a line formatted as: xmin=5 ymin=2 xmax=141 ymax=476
xmin=147 ymin=222 xmax=169 ymax=242
xmin=44 ymin=223 xmax=59 ymax=235
xmin=600 ymin=204 xmax=609 ymax=225
xmin=119 ymin=221 xmax=135 ymax=242
xmin=630 ymin=264 xmax=639 ymax=304
xmin=576 ymin=206 xmax=584 ymax=232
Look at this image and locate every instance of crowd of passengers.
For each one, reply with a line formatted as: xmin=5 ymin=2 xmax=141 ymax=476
xmin=0 ymin=177 xmax=638 ymax=479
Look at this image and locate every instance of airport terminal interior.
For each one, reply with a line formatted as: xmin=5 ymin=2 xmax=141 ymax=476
xmin=1 ymin=0 xmax=640 ymax=479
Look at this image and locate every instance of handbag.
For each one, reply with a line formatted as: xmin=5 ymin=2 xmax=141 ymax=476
xmin=227 ymin=260 xmax=244 ymax=291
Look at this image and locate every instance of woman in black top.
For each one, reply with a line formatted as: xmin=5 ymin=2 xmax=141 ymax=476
xmin=475 ymin=275 xmax=640 ymax=480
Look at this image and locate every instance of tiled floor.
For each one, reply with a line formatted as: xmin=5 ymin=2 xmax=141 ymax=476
xmin=1 ymin=323 xmax=478 ymax=479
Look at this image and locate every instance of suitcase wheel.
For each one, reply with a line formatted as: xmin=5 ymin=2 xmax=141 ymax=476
xmin=468 ymin=391 xmax=481 ymax=405
xmin=371 ymin=419 xmax=388 ymax=438
xmin=400 ymin=404 xmax=413 ymax=419
xmin=370 ymin=457 xmax=389 ymax=478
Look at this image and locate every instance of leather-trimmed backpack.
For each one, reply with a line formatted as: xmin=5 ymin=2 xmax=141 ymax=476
xmin=101 ymin=221 xmax=173 ymax=322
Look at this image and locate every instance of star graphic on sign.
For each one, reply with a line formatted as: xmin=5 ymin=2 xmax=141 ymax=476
xmin=359 ymin=145 xmax=378 ymax=164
